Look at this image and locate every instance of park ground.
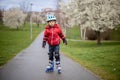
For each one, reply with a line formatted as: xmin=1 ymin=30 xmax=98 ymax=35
xmin=0 ymin=23 xmax=120 ymax=80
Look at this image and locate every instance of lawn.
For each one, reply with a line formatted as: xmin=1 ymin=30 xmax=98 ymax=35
xmin=0 ymin=23 xmax=45 ymax=66
xmin=111 ymin=27 xmax=120 ymax=40
xmin=61 ymin=41 xmax=120 ymax=80
xmin=66 ymin=25 xmax=81 ymax=39
xmin=63 ymin=25 xmax=120 ymax=80
xmin=66 ymin=25 xmax=120 ymax=41
xmin=0 ymin=23 xmax=120 ymax=80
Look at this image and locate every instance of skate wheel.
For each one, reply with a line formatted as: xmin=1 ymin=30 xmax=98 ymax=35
xmin=58 ymin=70 xmax=61 ymax=74
xmin=45 ymin=69 xmax=54 ymax=73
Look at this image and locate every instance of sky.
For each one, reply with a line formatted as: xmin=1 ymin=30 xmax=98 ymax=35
xmin=0 ymin=0 xmax=68 ymax=12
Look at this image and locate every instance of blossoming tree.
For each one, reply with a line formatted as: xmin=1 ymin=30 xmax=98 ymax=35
xmin=60 ymin=0 xmax=120 ymax=44
xmin=3 ymin=8 xmax=27 ymax=29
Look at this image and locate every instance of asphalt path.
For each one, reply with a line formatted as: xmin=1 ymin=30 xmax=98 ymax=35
xmin=0 ymin=32 xmax=100 ymax=80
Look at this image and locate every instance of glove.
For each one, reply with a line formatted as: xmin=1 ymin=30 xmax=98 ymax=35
xmin=63 ymin=38 xmax=67 ymax=45
xmin=42 ymin=41 xmax=46 ymax=48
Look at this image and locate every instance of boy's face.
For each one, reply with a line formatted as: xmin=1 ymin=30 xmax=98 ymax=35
xmin=48 ymin=20 xmax=56 ymax=27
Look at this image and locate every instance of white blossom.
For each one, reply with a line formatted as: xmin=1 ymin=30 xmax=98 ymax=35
xmin=3 ymin=8 xmax=27 ymax=29
xmin=60 ymin=0 xmax=120 ymax=31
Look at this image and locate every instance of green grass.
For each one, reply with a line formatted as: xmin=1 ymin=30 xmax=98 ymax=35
xmin=61 ymin=41 xmax=120 ymax=80
xmin=66 ymin=25 xmax=81 ymax=39
xmin=66 ymin=25 xmax=120 ymax=41
xmin=62 ymin=26 xmax=120 ymax=80
xmin=111 ymin=27 xmax=120 ymax=40
xmin=0 ymin=23 xmax=45 ymax=66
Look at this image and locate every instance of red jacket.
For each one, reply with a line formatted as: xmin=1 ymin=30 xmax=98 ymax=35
xmin=43 ymin=24 xmax=65 ymax=46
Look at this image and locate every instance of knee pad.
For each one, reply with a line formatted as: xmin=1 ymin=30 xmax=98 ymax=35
xmin=55 ymin=52 xmax=59 ymax=57
xmin=55 ymin=52 xmax=60 ymax=61
xmin=48 ymin=52 xmax=54 ymax=61
xmin=48 ymin=52 xmax=53 ymax=56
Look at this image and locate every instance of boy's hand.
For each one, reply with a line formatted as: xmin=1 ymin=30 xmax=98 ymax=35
xmin=63 ymin=38 xmax=67 ymax=45
xmin=42 ymin=41 xmax=46 ymax=48
xmin=42 ymin=45 xmax=45 ymax=48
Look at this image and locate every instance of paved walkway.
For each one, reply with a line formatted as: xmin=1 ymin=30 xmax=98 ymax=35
xmin=0 ymin=32 xmax=100 ymax=80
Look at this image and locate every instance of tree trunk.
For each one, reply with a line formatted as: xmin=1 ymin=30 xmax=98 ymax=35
xmin=37 ymin=23 xmax=39 ymax=27
xmin=81 ymin=28 xmax=84 ymax=40
xmin=96 ymin=31 xmax=101 ymax=45
xmin=83 ymin=28 xmax=86 ymax=40
xmin=80 ymin=25 xmax=83 ymax=40
xmin=17 ymin=26 xmax=19 ymax=30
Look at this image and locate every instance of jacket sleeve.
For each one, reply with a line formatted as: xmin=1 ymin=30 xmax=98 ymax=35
xmin=42 ymin=29 xmax=48 ymax=47
xmin=58 ymin=28 xmax=65 ymax=40
xmin=43 ymin=29 xmax=48 ymax=42
xmin=58 ymin=27 xmax=67 ymax=45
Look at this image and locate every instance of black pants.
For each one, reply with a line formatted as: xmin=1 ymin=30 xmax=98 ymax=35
xmin=48 ymin=45 xmax=60 ymax=62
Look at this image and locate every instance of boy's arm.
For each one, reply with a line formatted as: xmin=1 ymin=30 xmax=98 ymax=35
xmin=42 ymin=30 xmax=48 ymax=48
xmin=58 ymin=28 xmax=67 ymax=45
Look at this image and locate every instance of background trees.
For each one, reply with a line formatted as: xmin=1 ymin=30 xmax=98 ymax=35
xmin=60 ymin=0 xmax=120 ymax=44
xmin=3 ymin=8 xmax=27 ymax=29
xmin=0 ymin=9 xmax=3 ymax=24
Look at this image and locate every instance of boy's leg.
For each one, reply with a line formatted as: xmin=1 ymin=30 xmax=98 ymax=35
xmin=54 ymin=45 xmax=62 ymax=73
xmin=48 ymin=45 xmax=54 ymax=61
xmin=54 ymin=45 xmax=60 ymax=63
xmin=48 ymin=52 xmax=54 ymax=62
xmin=45 ymin=45 xmax=54 ymax=72
xmin=48 ymin=52 xmax=54 ymax=70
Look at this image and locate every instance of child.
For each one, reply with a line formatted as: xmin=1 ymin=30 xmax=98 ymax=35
xmin=42 ymin=15 xmax=67 ymax=74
